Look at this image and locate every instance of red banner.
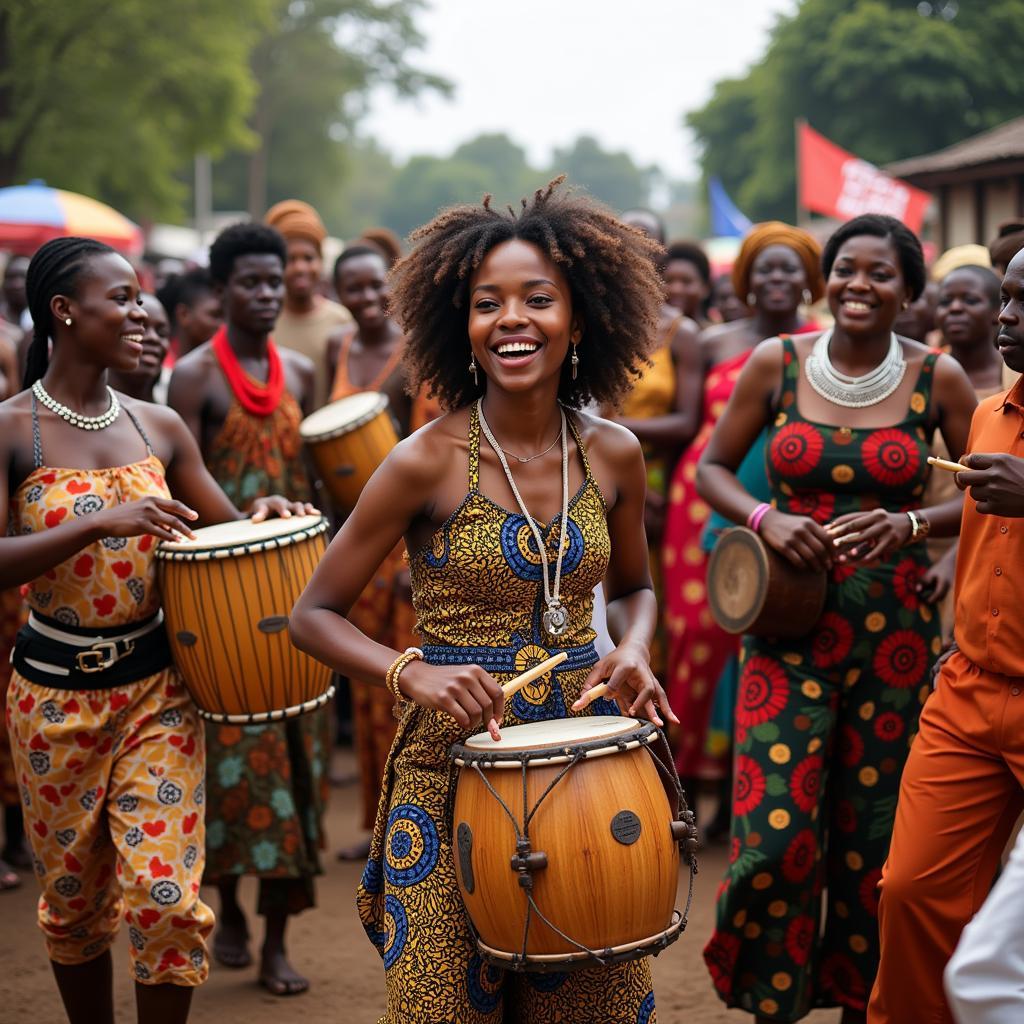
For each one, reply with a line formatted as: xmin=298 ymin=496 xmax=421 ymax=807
xmin=798 ymin=123 xmax=931 ymax=234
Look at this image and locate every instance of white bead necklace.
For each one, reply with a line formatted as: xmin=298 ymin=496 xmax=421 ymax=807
xmin=32 ymin=380 xmax=121 ymax=431
xmin=804 ymin=329 xmax=906 ymax=408
xmin=477 ymin=399 xmax=570 ymax=639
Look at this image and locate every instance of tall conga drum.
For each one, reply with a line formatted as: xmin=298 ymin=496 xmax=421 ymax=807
xmin=449 ymin=716 xmax=697 ymax=970
xmin=156 ymin=515 xmax=333 ymax=722
xmin=707 ymin=526 xmax=827 ymax=639
xmin=299 ymin=392 xmax=398 ymax=512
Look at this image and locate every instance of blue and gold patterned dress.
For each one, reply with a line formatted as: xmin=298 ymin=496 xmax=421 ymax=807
xmin=356 ymin=405 xmax=658 ymax=1023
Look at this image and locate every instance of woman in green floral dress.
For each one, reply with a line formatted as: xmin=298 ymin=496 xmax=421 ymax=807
xmin=696 ymin=215 xmax=978 ymax=1022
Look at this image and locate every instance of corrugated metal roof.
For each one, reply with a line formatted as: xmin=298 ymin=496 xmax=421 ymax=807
xmin=887 ymin=117 xmax=1024 ymax=177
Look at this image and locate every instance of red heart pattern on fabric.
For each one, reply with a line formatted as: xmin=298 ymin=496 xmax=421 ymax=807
xmin=138 ymin=908 xmax=161 ymax=929
xmin=92 ymin=595 xmax=116 ymax=616
xmin=112 ymin=561 xmax=132 ymax=579
xmin=8 ymin=673 xmax=207 ymax=978
xmin=138 ymin=534 xmax=154 ymax=552
xmin=44 ymin=507 xmax=67 ymax=528
xmin=149 ymin=857 xmax=173 ymax=879
xmin=66 ymin=480 xmax=91 ymax=495
xmin=73 ymin=554 xmax=93 ymax=578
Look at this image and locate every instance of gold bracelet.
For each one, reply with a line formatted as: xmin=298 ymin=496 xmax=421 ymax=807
xmin=904 ymin=510 xmax=931 ymax=545
xmin=385 ymin=647 xmax=423 ymax=719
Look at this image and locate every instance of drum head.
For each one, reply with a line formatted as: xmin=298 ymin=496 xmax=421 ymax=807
xmin=463 ymin=716 xmax=639 ymax=753
xmin=299 ymin=392 xmax=388 ymax=441
xmin=707 ymin=526 xmax=769 ymax=633
xmin=157 ymin=514 xmax=326 ymax=559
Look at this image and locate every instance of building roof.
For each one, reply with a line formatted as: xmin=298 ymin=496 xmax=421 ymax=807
xmin=888 ymin=117 xmax=1024 ymax=179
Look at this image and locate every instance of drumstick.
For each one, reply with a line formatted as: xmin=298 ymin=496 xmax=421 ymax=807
xmin=501 ymin=652 xmax=568 ymax=698
xmin=928 ymin=455 xmax=966 ymax=474
xmin=575 ymin=682 xmax=611 ymax=709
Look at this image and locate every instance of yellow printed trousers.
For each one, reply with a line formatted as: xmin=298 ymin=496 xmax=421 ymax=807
xmin=5 ymin=667 xmax=214 ymax=986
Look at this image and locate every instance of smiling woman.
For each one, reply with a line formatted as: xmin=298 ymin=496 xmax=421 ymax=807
xmin=288 ymin=178 xmax=682 ymax=1023
xmin=695 ymin=215 xmax=979 ymax=1023
xmin=0 ymin=236 xmax=311 ymax=1024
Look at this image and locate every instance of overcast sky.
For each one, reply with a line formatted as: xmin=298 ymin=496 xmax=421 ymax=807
xmin=364 ymin=0 xmax=797 ymax=181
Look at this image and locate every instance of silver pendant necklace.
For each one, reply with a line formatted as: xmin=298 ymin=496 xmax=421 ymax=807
xmin=477 ymin=399 xmax=570 ymax=639
xmin=32 ymin=380 xmax=121 ymax=431
xmin=804 ymin=329 xmax=906 ymax=408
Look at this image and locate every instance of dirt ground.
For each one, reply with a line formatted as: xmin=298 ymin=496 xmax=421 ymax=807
xmin=0 ymin=748 xmax=840 ymax=1024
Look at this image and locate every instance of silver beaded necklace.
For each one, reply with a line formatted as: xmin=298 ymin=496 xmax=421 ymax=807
xmin=804 ymin=329 xmax=906 ymax=408
xmin=477 ymin=398 xmax=570 ymax=639
xmin=32 ymin=380 xmax=121 ymax=431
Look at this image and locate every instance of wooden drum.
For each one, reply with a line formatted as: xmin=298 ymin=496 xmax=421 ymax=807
xmin=707 ymin=526 xmax=826 ymax=639
xmin=299 ymin=392 xmax=398 ymax=512
xmin=156 ymin=515 xmax=333 ymax=723
xmin=450 ymin=716 xmax=697 ymax=970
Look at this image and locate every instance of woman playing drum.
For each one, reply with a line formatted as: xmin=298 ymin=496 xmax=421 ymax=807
xmin=291 ymin=179 xmax=676 ymax=1023
xmin=697 ymin=215 xmax=977 ymax=1023
xmin=0 ymin=238 xmax=308 ymax=1024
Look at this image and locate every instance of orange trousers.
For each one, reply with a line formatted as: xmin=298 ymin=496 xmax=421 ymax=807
xmin=868 ymin=650 xmax=1024 ymax=1024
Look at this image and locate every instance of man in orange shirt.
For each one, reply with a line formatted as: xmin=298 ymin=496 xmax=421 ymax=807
xmin=868 ymin=249 xmax=1024 ymax=1023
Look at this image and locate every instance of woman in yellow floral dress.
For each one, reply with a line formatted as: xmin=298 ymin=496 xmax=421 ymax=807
xmin=291 ymin=181 xmax=677 ymax=1023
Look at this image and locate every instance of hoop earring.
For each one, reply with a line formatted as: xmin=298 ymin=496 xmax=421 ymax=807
xmin=64 ymin=318 xmax=72 ymax=326
xmin=571 ymin=344 xmax=579 ymax=381
xmin=468 ymin=353 xmax=479 ymax=387
xmin=802 ymin=289 xmax=812 ymax=306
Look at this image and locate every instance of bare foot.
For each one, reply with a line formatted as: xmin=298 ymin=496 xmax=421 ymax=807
xmin=212 ymin=914 xmax=252 ymax=969
xmin=259 ymin=950 xmax=309 ymax=996
xmin=336 ymin=837 xmax=372 ymax=862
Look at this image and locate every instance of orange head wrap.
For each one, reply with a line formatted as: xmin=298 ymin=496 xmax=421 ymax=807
xmin=731 ymin=221 xmax=825 ymax=305
xmin=264 ymin=200 xmax=327 ymax=253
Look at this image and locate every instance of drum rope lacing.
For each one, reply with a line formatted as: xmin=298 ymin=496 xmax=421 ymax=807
xmin=457 ymin=727 xmax=699 ymax=968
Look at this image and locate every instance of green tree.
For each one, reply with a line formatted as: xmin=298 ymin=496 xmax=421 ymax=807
xmin=0 ymin=1 xmax=274 ymax=220
xmin=380 ymin=155 xmax=492 ymax=237
xmin=213 ymin=0 xmax=449 ymax=222
xmin=451 ymin=134 xmax=534 ymax=206
xmin=549 ymin=136 xmax=655 ymax=211
xmin=687 ymin=0 xmax=1024 ymax=223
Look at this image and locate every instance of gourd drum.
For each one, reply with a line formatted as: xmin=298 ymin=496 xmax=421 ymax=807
xmin=450 ymin=716 xmax=695 ymax=970
xmin=156 ymin=515 xmax=332 ymax=722
xmin=299 ymin=392 xmax=398 ymax=512
xmin=707 ymin=526 xmax=827 ymax=639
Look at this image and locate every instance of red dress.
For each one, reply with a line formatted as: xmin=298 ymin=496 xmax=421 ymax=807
xmin=662 ymin=349 xmax=753 ymax=778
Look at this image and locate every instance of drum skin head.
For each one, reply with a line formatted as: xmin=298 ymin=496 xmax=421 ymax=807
xmin=156 ymin=514 xmax=325 ymax=557
xmin=707 ymin=527 xmax=770 ymax=633
xmin=462 ymin=716 xmax=638 ymax=752
xmin=299 ymin=391 xmax=388 ymax=440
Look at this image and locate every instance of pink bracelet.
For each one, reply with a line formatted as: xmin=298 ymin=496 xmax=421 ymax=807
xmin=747 ymin=502 xmax=771 ymax=533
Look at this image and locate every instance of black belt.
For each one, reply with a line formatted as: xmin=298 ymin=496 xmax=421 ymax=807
xmin=12 ymin=611 xmax=173 ymax=690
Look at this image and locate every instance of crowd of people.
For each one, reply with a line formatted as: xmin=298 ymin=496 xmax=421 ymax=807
xmin=1 ymin=183 xmax=1024 ymax=1024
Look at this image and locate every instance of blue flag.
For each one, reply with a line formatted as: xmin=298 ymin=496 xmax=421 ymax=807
xmin=709 ymin=177 xmax=752 ymax=238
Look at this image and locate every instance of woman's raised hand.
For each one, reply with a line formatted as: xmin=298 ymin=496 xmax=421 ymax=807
xmin=573 ymin=640 xmax=678 ymax=728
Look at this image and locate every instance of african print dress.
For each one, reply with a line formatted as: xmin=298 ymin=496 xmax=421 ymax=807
xmin=5 ymin=410 xmax=212 ymax=985
xmin=619 ymin=323 xmax=677 ymax=682
xmin=356 ymin=406 xmax=658 ymax=1023
xmin=202 ymin=395 xmax=328 ymax=914
xmin=704 ymin=338 xmax=941 ymax=1020
xmin=331 ymin=338 xmax=414 ymax=832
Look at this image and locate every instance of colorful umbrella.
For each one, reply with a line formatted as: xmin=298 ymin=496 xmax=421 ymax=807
xmin=0 ymin=181 xmax=143 ymax=256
